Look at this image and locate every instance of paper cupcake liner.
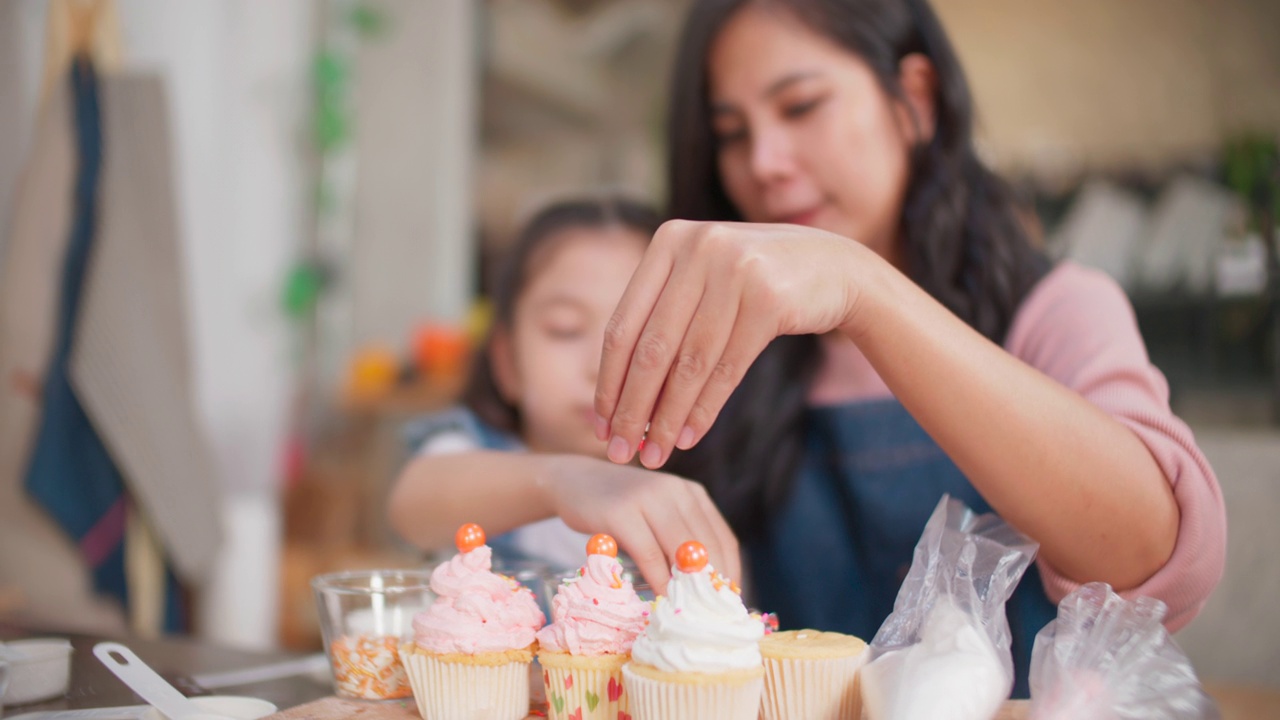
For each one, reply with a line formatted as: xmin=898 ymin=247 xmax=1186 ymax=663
xmin=760 ymin=654 xmax=864 ymax=720
xmin=542 ymin=660 xmax=629 ymax=720
xmin=621 ymin=663 xmax=763 ymax=720
xmin=401 ymin=649 xmax=530 ymax=720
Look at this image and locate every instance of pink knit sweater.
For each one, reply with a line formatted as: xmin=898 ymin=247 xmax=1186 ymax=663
xmin=814 ymin=261 xmax=1227 ymax=631
xmin=1006 ymin=262 xmax=1225 ymax=630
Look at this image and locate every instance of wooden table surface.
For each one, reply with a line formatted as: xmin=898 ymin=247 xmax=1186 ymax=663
xmin=261 ymin=693 xmax=1031 ymax=719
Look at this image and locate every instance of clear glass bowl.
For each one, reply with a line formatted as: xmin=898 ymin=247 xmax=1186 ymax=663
xmin=311 ymin=569 xmax=433 ymax=700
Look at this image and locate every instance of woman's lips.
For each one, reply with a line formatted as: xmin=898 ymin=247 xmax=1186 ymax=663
xmin=778 ymin=204 xmax=825 ymax=226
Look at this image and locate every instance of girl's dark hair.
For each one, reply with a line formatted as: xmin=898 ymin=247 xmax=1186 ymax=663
xmin=463 ymin=197 xmax=663 ymax=434
xmin=663 ymin=0 xmax=1050 ymax=536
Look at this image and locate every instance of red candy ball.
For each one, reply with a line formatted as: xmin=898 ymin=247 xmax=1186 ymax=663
xmin=676 ymin=540 xmax=709 ymax=573
xmin=586 ymin=534 xmax=618 ymax=558
xmin=455 ymin=523 xmax=486 ymax=553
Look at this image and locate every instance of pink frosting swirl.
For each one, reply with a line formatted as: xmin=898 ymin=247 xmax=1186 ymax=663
xmin=535 ymin=554 xmax=650 ymax=655
xmin=412 ymin=545 xmax=545 ymax=653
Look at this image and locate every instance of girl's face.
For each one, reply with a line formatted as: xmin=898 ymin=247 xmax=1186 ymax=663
xmin=707 ymin=4 xmax=931 ymax=262
xmin=493 ymin=227 xmax=648 ymax=457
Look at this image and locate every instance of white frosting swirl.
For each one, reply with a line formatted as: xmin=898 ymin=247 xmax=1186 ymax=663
xmin=629 ymin=563 xmax=763 ymax=673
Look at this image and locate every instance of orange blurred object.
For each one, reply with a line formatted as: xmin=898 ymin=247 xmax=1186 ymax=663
xmin=413 ymin=323 xmax=470 ymax=379
xmin=586 ymin=534 xmax=618 ymax=558
xmin=455 ymin=523 xmax=486 ymax=553
xmin=675 ymin=540 xmax=709 ymax=574
xmin=345 ymin=346 xmax=400 ymax=402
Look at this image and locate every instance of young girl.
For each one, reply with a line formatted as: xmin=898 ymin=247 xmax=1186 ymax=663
xmin=389 ymin=197 xmax=739 ymax=578
xmin=589 ymin=0 xmax=1226 ymax=696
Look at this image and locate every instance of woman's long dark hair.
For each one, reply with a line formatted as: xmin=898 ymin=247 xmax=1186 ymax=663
xmin=663 ymin=0 xmax=1050 ymax=536
xmin=462 ymin=197 xmax=663 ymax=435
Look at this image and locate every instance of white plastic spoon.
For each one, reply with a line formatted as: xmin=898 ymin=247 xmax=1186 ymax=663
xmin=92 ymin=644 xmax=231 ymax=720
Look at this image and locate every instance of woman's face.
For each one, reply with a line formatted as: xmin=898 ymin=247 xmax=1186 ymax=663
xmin=708 ymin=4 xmax=924 ymax=261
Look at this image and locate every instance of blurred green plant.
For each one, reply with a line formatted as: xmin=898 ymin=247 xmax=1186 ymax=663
xmin=1223 ymin=133 xmax=1279 ymax=235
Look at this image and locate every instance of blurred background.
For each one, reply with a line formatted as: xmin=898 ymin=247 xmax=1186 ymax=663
xmin=0 ymin=0 xmax=1277 ymax=701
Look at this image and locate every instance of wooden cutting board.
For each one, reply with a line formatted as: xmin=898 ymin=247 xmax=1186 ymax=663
xmin=263 ymin=696 xmax=1031 ymax=719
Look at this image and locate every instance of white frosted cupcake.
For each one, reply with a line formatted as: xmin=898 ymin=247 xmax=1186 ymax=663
xmin=399 ymin=523 xmax=546 ymax=720
xmin=622 ymin=541 xmax=764 ymax=720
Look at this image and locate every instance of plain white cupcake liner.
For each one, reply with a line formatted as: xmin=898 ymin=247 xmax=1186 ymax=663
xmin=401 ymin=649 xmax=530 ymax=720
xmin=760 ymin=653 xmax=865 ymax=720
xmin=621 ymin=662 xmax=763 ymax=720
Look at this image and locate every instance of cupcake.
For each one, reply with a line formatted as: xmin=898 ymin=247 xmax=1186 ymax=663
xmin=622 ymin=541 xmax=765 ymax=720
xmin=400 ymin=523 xmax=546 ymax=720
xmin=759 ymin=629 xmax=867 ymax=720
xmin=536 ymin=533 xmax=650 ymax=720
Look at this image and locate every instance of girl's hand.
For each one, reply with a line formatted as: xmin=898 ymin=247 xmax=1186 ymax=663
xmin=542 ymin=455 xmax=741 ymax=594
xmin=595 ymin=219 xmax=870 ymax=469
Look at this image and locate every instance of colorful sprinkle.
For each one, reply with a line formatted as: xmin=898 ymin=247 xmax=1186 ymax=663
xmin=328 ymin=634 xmax=411 ymax=700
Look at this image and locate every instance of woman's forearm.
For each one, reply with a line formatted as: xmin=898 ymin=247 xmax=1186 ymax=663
xmin=844 ymin=257 xmax=1179 ymax=590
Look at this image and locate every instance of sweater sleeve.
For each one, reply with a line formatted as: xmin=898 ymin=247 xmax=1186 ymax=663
xmin=1004 ymin=263 xmax=1226 ymax=630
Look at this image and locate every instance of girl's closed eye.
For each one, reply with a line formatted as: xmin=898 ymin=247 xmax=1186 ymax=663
xmin=537 ymin=301 xmax=589 ymax=341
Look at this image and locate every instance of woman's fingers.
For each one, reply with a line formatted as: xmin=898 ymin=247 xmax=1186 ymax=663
xmin=594 ymin=228 xmax=678 ymax=444
xmin=639 ymin=268 xmax=742 ymax=468
xmin=677 ymin=305 xmax=777 ymax=449
xmin=607 ymin=258 xmax=707 ymax=465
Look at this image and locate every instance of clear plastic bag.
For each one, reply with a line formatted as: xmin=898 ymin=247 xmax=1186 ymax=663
xmin=861 ymin=495 xmax=1039 ymax=720
xmin=1029 ymin=582 xmax=1220 ymax=720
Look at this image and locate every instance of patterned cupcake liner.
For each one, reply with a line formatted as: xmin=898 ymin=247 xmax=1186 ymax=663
xmin=542 ymin=661 xmax=629 ymax=720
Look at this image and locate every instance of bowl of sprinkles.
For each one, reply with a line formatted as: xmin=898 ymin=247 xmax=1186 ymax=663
xmin=311 ymin=568 xmax=434 ymax=700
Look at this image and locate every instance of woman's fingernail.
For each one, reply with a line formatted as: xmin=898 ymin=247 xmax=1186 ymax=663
xmin=607 ymin=435 xmax=631 ymax=464
xmin=640 ymin=440 xmax=662 ymax=468
xmin=594 ymin=413 xmax=609 ymax=441
xmin=676 ymin=426 xmax=696 ymax=450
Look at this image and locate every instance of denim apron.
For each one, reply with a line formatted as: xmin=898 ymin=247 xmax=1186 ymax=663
xmin=747 ymin=398 xmax=1058 ymax=698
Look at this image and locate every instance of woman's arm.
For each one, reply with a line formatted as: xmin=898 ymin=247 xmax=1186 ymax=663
xmin=388 ymin=450 xmax=741 ymax=593
xmin=596 ymin=219 xmax=1195 ymax=592
xmin=846 ymin=258 xmax=1179 ymax=589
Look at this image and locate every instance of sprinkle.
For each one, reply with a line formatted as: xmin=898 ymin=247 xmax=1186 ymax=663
xmin=328 ymin=634 xmax=411 ymax=700
xmin=593 ymin=598 xmax=599 ymax=605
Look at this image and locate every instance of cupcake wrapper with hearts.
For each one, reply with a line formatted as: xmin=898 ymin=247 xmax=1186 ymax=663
xmin=401 ymin=650 xmax=530 ymax=720
xmin=621 ymin=664 xmax=763 ymax=720
xmin=542 ymin=663 xmax=629 ymax=720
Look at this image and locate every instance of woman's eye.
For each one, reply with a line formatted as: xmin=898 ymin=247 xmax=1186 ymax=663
xmin=783 ymin=97 xmax=823 ymax=119
xmin=715 ymin=126 xmax=748 ymax=147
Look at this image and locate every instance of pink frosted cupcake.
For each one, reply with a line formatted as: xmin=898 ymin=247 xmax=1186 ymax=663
xmin=400 ymin=523 xmax=546 ymax=720
xmin=536 ymin=533 xmax=650 ymax=720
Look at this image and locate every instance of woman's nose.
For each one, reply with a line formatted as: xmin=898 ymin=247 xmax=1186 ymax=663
xmin=750 ymin=125 xmax=798 ymax=183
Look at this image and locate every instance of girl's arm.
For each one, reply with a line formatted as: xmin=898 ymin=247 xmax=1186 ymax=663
xmin=388 ymin=450 xmax=741 ymax=593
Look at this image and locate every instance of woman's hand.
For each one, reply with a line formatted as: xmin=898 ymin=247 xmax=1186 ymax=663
xmin=541 ymin=454 xmax=741 ymax=594
xmin=594 ymin=219 xmax=870 ymax=470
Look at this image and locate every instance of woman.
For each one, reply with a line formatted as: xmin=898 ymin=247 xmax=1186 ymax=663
xmin=592 ymin=0 xmax=1225 ymax=694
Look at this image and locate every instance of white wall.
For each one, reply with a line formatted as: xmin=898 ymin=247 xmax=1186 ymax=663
xmin=116 ymin=0 xmax=310 ymax=649
xmin=6 ymin=0 xmax=311 ymax=649
xmin=348 ymin=0 xmax=478 ymax=353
